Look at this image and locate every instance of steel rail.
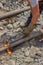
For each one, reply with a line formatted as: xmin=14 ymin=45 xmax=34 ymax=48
xmin=0 ymin=31 xmax=43 ymax=52
xmin=0 ymin=7 xmax=30 ymax=20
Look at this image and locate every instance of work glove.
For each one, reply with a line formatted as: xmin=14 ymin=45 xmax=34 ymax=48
xmin=23 ymin=22 xmax=36 ymax=36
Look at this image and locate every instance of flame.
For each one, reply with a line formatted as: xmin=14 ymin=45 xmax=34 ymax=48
xmin=3 ymin=43 xmax=12 ymax=55
xmin=3 ymin=43 xmax=9 ymax=47
xmin=7 ymin=49 xmax=12 ymax=55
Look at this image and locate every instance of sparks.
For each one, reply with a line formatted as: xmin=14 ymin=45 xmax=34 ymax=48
xmin=7 ymin=49 xmax=12 ymax=55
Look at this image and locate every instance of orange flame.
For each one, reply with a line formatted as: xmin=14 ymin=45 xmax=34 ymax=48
xmin=7 ymin=49 xmax=12 ymax=55
xmin=3 ymin=43 xmax=12 ymax=55
xmin=3 ymin=43 xmax=9 ymax=47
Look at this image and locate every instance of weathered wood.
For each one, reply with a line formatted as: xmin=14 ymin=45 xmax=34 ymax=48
xmin=0 ymin=31 xmax=43 ymax=52
xmin=0 ymin=7 xmax=30 ymax=20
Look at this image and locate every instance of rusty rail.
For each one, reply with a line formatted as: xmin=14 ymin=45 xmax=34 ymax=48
xmin=0 ymin=7 xmax=30 ymax=20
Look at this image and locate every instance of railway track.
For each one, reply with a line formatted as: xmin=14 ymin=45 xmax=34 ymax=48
xmin=0 ymin=30 xmax=43 ymax=52
xmin=0 ymin=6 xmax=43 ymax=52
xmin=0 ymin=7 xmax=30 ymax=20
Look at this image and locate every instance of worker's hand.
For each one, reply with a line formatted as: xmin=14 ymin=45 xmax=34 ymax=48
xmin=23 ymin=22 xmax=36 ymax=36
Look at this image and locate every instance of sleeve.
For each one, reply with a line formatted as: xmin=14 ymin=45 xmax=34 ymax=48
xmin=29 ymin=0 xmax=38 ymax=7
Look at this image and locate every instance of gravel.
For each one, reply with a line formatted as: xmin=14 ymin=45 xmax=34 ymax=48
xmin=0 ymin=0 xmax=43 ymax=65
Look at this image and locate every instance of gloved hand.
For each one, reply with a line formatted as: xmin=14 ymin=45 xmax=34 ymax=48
xmin=23 ymin=22 xmax=36 ymax=36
